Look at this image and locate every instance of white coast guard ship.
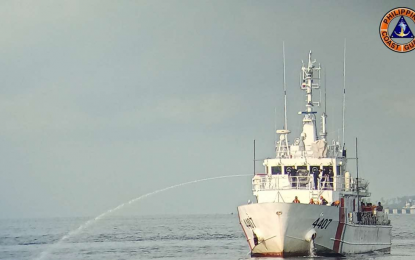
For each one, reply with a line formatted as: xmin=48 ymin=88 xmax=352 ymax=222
xmin=237 ymin=51 xmax=392 ymax=257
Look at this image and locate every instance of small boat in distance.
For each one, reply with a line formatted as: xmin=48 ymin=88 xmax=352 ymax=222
xmin=403 ymin=199 xmax=415 ymax=209
xmin=237 ymin=50 xmax=392 ymax=257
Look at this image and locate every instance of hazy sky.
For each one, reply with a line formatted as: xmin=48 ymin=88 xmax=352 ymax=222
xmin=0 ymin=0 xmax=414 ymax=218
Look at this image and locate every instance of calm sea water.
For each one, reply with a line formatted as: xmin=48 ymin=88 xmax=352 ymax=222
xmin=0 ymin=214 xmax=413 ymax=260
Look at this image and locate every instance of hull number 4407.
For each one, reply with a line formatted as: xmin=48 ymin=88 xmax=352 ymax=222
xmin=312 ymin=218 xmax=332 ymax=229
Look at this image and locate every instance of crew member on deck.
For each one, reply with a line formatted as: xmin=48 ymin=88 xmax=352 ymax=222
xmin=320 ymin=196 xmax=328 ymax=205
xmin=291 ymin=168 xmax=298 ymax=188
xmin=331 ymin=200 xmax=340 ymax=206
xmin=309 ymin=198 xmax=315 ymax=204
xmin=312 ymin=168 xmax=320 ymax=190
xmin=293 ymin=196 xmax=300 ymax=203
xmin=321 ymin=169 xmax=329 ymax=189
xmin=328 ymin=168 xmax=334 ymax=189
xmin=377 ymin=202 xmax=383 ymax=211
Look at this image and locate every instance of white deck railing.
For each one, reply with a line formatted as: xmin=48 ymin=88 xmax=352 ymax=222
xmin=252 ymin=175 xmax=371 ymax=195
xmin=252 ymin=175 xmax=345 ymax=192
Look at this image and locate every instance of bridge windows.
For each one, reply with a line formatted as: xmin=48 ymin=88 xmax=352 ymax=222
xmin=271 ymin=166 xmax=282 ymax=175
xmin=297 ymin=166 xmax=307 ymax=171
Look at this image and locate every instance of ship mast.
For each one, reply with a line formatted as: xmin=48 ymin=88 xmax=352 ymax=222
xmin=319 ymin=70 xmax=327 ymax=140
xmin=299 ymin=51 xmax=321 ymax=152
xmin=342 ymin=39 xmax=347 ymax=155
xmin=276 ymin=42 xmax=291 ymax=158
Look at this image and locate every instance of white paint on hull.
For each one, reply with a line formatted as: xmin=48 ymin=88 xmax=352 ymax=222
xmin=238 ymin=202 xmax=391 ymax=256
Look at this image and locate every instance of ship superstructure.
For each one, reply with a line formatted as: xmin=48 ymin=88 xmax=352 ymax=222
xmin=238 ymin=51 xmax=392 ymax=257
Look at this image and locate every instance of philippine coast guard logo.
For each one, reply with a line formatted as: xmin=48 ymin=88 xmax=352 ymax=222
xmin=380 ymin=7 xmax=415 ymax=53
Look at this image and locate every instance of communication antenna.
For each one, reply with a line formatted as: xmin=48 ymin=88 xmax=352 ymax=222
xmin=319 ymin=68 xmax=328 ymax=140
xmin=283 ymin=41 xmax=287 ymax=130
xmin=274 ymin=107 xmax=277 ymax=146
xmin=356 ymin=137 xmax=360 ymax=212
xmin=324 ymin=69 xmax=327 ymax=114
xmin=275 ymin=42 xmax=291 ymax=158
xmin=253 ymin=139 xmax=256 ymax=176
xmin=342 ymin=39 xmax=346 ymax=151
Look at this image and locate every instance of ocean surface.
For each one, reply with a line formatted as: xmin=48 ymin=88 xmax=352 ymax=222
xmin=0 ymin=214 xmax=413 ymax=260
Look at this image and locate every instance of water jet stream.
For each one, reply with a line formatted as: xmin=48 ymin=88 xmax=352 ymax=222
xmin=34 ymin=174 xmax=251 ymax=260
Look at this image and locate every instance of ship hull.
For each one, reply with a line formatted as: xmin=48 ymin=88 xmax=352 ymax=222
xmin=238 ymin=202 xmax=391 ymax=256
